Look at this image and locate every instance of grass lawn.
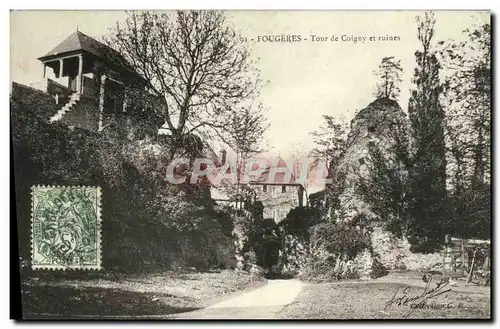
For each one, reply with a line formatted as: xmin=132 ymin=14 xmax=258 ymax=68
xmin=20 ymin=270 xmax=266 ymax=319
xmin=279 ymin=281 xmax=491 ymax=319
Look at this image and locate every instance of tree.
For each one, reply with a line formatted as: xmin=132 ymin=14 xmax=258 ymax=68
xmin=225 ymin=103 xmax=270 ymax=208
xmin=373 ymin=56 xmax=403 ymax=100
xmin=226 ymin=103 xmax=269 ymax=160
xmin=439 ymin=22 xmax=491 ymax=239
xmin=108 ymin=11 xmax=264 ymax=156
xmin=440 ymin=23 xmax=491 ymax=189
xmin=310 ymin=115 xmax=350 ymax=218
xmin=310 ymin=115 xmax=349 ymax=172
xmin=406 ymin=12 xmax=448 ymax=252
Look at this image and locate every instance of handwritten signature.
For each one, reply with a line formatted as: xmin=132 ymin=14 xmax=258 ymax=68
xmin=384 ymin=276 xmax=453 ymax=317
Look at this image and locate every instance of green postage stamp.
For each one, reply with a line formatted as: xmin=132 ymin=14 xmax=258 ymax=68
xmin=31 ymin=186 xmax=102 ymax=270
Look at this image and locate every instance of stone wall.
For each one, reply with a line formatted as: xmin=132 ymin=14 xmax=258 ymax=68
xmin=61 ymin=94 xmax=100 ymax=132
xmin=371 ymin=226 xmax=441 ymax=271
xmin=251 ymin=184 xmax=303 ymax=223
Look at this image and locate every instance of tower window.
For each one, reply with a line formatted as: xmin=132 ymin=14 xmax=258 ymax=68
xmin=263 ymin=185 xmax=267 ymax=192
xmin=282 ymin=186 xmax=286 ymax=193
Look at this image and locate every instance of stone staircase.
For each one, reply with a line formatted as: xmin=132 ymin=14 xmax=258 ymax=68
xmin=49 ymin=93 xmax=81 ymax=123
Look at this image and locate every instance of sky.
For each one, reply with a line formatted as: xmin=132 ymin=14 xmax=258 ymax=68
xmin=10 ymin=10 xmax=489 ymax=158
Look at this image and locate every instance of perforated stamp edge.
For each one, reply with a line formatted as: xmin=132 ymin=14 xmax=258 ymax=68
xmin=30 ymin=185 xmax=102 ymax=271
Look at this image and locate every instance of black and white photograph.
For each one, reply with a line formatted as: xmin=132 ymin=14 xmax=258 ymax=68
xmin=9 ymin=9 xmax=491 ymax=320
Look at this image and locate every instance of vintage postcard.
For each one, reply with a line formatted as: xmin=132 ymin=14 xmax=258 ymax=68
xmin=11 ymin=10 xmax=491 ymax=320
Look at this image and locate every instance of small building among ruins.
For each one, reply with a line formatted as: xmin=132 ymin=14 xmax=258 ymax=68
xmin=30 ymin=30 xmax=161 ymax=132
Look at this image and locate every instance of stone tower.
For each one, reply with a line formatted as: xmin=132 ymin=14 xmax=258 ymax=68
xmin=333 ymin=98 xmax=408 ymax=222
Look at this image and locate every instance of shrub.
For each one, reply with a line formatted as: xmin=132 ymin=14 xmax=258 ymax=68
xmin=300 ymin=251 xmax=361 ymax=282
xmin=309 ymin=221 xmax=370 ymax=259
xmin=280 ymin=234 xmax=309 ymax=277
xmin=299 ymin=221 xmax=371 ymax=281
xmin=370 ymin=255 xmax=389 ymax=278
xmin=394 ymin=254 xmax=408 ymax=271
xmin=243 ymin=250 xmax=257 ymax=271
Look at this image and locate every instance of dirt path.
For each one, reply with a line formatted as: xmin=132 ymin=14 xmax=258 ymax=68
xmin=170 ymin=279 xmax=304 ymax=319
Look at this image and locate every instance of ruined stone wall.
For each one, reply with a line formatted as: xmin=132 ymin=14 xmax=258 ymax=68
xmin=371 ymin=226 xmax=441 ymax=271
xmin=251 ymin=184 xmax=303 ymax=222
xmin=61 ymin=94 xmax=100 ymax=132
xmin=336 ymin=98 xmax=408 ymax=222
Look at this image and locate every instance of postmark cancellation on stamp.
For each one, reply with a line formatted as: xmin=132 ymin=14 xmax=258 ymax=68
xmin=31 ymin=186 xmax=102 ymax=270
